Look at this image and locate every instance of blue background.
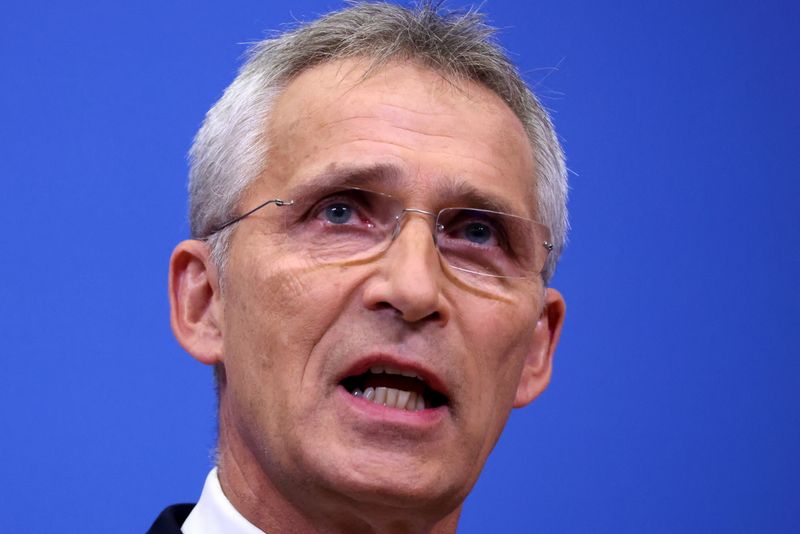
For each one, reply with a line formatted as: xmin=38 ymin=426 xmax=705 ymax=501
xmin=1 ymin=1 xmax=798 ymax=532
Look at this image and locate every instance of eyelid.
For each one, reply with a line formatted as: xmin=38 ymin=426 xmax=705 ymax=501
xmin=307 ymin=189 xmax=379 ymax=226
xmin=305 ymin=189 xmax=361 ymax=214
xmin=441 ymin=210 xmax=509 ymax=247
xmin=441 ymin=209 xmax=502 ymax=230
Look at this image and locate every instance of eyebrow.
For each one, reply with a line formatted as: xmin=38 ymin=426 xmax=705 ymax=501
xmin=284 ymin=162 xmax=532 ymax=218
xmin=283 ymin=163 xmax=406 ymax=199
xmin=434 ymin=176 xmax=529 ymax=218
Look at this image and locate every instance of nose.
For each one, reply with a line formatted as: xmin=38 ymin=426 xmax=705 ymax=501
xmin=361 ymin=212 xmax=450 ymax=325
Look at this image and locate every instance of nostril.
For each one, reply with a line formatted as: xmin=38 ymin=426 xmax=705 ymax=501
xmin=416 ymin=310 xmax=441 ymax=322
xmin=371 ymin=300 xmax=442 ymax=324
xmin=399 ymin=306 xmax=441 ymax=324
xmin=372 ymin=301 xmax=395 ymax=312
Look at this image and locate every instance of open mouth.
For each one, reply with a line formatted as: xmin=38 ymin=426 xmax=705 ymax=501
xmin=340 ymin=365 xmax=448 ymax=411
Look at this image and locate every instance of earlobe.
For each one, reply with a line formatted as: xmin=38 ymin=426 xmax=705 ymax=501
xmin=513 ymin=287 xmax=566 ymax=408
xmin=168 ymin=239 xmax=224 ymax=365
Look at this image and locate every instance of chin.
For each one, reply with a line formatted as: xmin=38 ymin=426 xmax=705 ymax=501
xmin=303 ymin=447 xmax=471 ymax=515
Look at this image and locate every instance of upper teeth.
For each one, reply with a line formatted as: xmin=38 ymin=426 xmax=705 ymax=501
xmin=369 ymin=365 xmax=422 ymax=380
xmin=354 ymin=386 xmax=426 ymax=411
xmin=347 ymin=365 xmax=428 ymax=411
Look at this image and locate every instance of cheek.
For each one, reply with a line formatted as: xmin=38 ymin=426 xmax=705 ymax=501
xmin=465 ymin=301 xmax=537 ymax=407
xmin=456 ymin=329 xmax=533 ymax=471
xmin=219 ymin=253 xmax=345 ymax=434
xmin=223 ymin=249 xmax=353 ymax=376
xmin=219 ymin=251 xmax=304 ymax=383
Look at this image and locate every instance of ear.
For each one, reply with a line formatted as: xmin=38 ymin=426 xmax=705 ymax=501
xmin=168 ymin=239 xmax=224 ymax=365
xmin=513 ymin=287 xmax=566 ymax=408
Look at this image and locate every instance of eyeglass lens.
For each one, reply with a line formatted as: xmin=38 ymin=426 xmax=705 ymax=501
xmin=273 ymin=188 xmax=550 ymax=280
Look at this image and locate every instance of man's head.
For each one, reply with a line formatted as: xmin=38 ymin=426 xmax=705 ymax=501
xmin=187 ymin=2 xmax=567 ymax=281
xmin=169 ymin=3 xmax=567 ymax=532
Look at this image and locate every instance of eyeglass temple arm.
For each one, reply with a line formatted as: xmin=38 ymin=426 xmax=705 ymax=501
xmin=200 ymin=198 xmax=295 ymax=238
xmin=395 ymin=207 xmax=555 ymax=255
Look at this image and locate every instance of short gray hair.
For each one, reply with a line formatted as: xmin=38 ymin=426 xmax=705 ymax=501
xmin=188 ymin=1 xmax=568 ymax=282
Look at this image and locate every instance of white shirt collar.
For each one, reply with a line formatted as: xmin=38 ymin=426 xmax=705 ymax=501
xmin=181 ymin=468 xmax=264 ymax=534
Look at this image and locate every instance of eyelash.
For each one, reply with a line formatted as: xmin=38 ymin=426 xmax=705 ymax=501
xmin=310 ymin=192 xmax=370 ymax=223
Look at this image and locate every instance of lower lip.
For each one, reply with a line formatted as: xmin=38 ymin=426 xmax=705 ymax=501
xmin=336 ymin=386 xmax=448 ymax=428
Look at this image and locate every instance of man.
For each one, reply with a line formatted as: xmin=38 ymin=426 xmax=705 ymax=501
xmin=150 ymin=2 xmax=567 ymax=532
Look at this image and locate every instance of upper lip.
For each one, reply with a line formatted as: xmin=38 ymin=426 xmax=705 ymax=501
xmin=336 ymin=353 xmax=451 ymax=401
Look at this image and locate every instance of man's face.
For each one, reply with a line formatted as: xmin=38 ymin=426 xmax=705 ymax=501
xmin=216 ymin=59 xmax=558 ymax=513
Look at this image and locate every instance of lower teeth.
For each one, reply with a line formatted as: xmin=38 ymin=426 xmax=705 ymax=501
xmin=352 ymin=386 xmax=426 ymax=411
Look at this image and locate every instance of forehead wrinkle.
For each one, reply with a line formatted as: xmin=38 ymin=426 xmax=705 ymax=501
xmin=310 ymin=131 xmax=515 ymax=188
xmin=313 ymin=71 xmax=502 ymax=137
xmin=308 ymin=105 xmax=521 ymax=177
xmin=365 ymin=101 xmax=466 ymax=127
xmin=325 ymin=117 xmax=461 ymax=143
xmin=315 ymin=111 xmax=462 ymax=146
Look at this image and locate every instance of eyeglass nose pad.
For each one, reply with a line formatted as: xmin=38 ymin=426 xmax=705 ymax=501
xmin=434 ymin=222 xmax=444 ymax=243
xmin=391 ymin=215 xmax=403 ymax=241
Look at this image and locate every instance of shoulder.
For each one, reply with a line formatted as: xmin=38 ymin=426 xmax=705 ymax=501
xmin=146 ymin=504 xmax=196 ymax=534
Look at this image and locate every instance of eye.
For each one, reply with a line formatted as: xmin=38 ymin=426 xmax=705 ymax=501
xmin=308 ymin=190 xmax=375 ymax=229
xmin=299 ymin=188 xmax=396 ymax=233
xmin=443 ymin=211 xmax=503 ymax=248
xmin=461 ymin=221 xmax=494 ymax=244
xmin=324 ymin=203 xmax=353 ymax=224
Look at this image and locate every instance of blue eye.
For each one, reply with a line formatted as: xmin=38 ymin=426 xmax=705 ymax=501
xmin=324 ymin=203 xmax=352 ymax=224
xmin=462 ymin=222 xmax=493 ymax=244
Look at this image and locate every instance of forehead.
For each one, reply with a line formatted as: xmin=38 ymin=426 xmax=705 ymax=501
xmin=259 ymin=58 xmax=537 ymax=216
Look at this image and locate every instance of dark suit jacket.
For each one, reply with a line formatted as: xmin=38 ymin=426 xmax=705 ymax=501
xmin=147 ymin=504 xmax=196 ymax=534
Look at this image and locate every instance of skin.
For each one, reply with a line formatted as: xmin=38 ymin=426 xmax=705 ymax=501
xmin=169 ymin=58 xmax=566 ymax=533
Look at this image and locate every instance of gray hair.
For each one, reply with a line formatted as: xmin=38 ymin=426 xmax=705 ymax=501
xmin=189 ymin=1 xmax=568 ymax=282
